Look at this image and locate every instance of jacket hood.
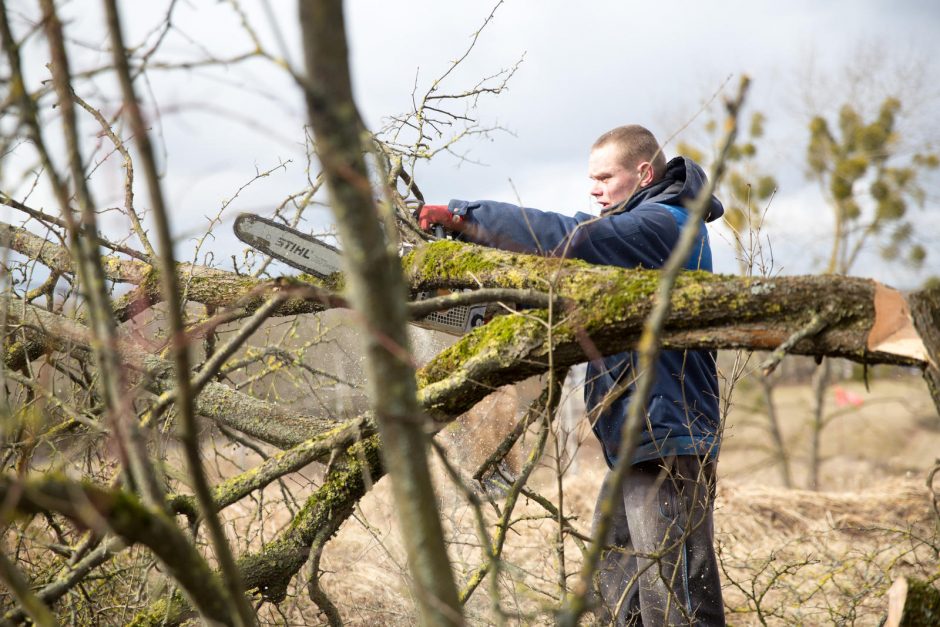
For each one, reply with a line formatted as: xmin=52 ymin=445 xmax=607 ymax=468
xmin=602 ymin=156 xmax=724 ymax=222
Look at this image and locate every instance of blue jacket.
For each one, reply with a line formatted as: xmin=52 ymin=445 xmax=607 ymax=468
xmin=448 ymin=156 xmax=722 ymax=467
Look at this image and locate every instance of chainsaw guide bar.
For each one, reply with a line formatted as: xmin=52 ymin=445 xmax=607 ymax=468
xmin=233 ymin=213 xmax=487 ymax=336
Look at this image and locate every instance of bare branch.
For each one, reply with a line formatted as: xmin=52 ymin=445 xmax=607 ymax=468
xmin=298 ymin=1 xmax=461 ymax=623
xmin=0 ymin=474 xmax=234 ymax=625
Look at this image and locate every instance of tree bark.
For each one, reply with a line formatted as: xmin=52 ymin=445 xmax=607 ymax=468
xmin=297 ymin=2 xmax=461 ymax=624
xmin=909 ymin=285 xmax=940 ymax=415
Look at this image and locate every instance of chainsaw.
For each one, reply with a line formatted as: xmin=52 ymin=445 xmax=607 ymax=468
xmin=233 ymin=213 xmax=488 ymax=336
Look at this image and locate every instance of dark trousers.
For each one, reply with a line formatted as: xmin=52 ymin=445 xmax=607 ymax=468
xmin=591 ymin=456 xmax=724 ymax=626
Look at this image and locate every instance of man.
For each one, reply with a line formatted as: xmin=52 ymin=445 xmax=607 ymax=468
xmin=418 ymin=125 xmax=725 ymax=625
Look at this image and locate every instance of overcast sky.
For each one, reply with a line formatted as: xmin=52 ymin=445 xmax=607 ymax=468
xmin=6 ymin=0 xmax=940 ymax=286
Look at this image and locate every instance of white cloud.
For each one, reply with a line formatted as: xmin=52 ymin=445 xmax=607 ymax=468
xmin=5 ymin=0 xmax=939 ymax=287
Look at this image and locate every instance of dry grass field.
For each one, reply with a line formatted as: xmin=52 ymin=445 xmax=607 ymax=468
xmin=231 ymin=369 xmax=939 ymax=625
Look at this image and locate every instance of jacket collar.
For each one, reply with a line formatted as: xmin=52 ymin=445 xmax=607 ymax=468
xmin=601 ymin=156 xmax=724 ymax=222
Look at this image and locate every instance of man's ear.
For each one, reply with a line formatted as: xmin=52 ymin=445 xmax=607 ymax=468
xmin=637 ymin=161 xmax=655 ymax=187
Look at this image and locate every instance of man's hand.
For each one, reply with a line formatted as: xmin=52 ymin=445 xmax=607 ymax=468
xmin=418 ymin=204 xmax=463 ymax=232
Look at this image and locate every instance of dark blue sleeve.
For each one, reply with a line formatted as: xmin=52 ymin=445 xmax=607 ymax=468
xmin=449 ymin=199 xmax=680 ymax=270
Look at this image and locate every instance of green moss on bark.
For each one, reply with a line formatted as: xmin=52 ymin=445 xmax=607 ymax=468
xmin=236 ymin=436 xmax=383 ymax=603
xmin=126 ymin=591 xmax=187 ymax=627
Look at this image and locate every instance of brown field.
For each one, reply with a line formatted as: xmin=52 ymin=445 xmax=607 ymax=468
xmin=237 ymin=368 xmax=940 ymax=625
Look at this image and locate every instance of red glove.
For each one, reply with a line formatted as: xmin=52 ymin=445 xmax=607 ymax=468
xmin=418 ymin=204 xmax=464 ymax=232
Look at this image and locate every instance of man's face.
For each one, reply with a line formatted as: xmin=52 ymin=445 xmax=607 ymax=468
xmin=588 ymin=143 xmax=649 ymax=210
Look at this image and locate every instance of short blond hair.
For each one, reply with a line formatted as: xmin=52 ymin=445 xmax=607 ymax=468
xmin=592 ymin=125 xmax=667 ymax=182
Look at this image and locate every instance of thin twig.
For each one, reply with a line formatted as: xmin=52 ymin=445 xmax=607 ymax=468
xmin=459 ymin=371 xmax=565 ymax=604
xmin=1 ymin=538 xmax=124 ymax=625
xmin=760 ymin=307 xmax=836 ymax=376
xmin=0 ymin=193 xmax=149 ymax=262
xmin=71 ymin=93 xmax=156 ymax=258
xmin=143 ymin=291 xmax=290 ymax=425
xmin=431 ymin=438 xmax=504 ymax=626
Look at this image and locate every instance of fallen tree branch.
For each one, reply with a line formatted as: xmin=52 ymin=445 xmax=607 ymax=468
xmin=411 ymin=244 xmax=932 ymax=420
xmin=129 ymin=437 xmax=384 ymax=626
xmin=0 ymin=194 xmax=150 ymax=262
xmin=0 ymin=220 xmax=341 ymax=320
xmin=6 ymin=246 xmax=937 ymax=450
xmin=0 ymin=474 xmax=234 ymax=625
xmin=52 ymin=255 xmax=932 ymax=624
xmin=168 ymin=417 xmax=368 ymax=519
